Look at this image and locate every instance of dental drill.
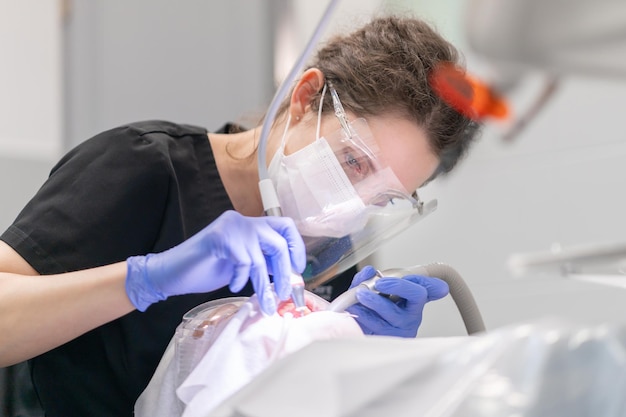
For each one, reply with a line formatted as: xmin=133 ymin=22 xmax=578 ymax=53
xmin=328 ymin=263 xmax=486 ymax=335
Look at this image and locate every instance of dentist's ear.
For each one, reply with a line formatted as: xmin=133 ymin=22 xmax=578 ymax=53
xmin=289 ymin=68 xmax=325 ymax=123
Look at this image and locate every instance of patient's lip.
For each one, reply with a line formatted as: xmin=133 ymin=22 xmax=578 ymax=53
xmin=277 ymin=297 xmax=317 ymax=317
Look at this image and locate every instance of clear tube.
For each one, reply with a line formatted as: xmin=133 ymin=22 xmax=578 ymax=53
xmin=257 ymin=0 xmax=340 ymax=211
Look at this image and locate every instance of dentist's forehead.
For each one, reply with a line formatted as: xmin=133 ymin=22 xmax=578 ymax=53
xmin=366 ymin=115 xmax=439 ymax=191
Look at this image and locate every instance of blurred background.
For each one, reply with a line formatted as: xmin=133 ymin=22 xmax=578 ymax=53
xmin=2 ymin=0 xmax=626 ymax=340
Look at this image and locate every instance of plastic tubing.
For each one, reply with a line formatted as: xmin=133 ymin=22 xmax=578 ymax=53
xmin=328 ymin=263 xmax=487 ymax=335
xmin=258 ymin=0 xmax=340 ymax=214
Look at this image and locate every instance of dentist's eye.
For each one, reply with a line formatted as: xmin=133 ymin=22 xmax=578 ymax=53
xmin=344 ymin=153 xmax=369 ymax=183
xmin=345 ymin=153 xmax=360 ymax=171
xmin=340 ymin=147 xmax=372 ymax=183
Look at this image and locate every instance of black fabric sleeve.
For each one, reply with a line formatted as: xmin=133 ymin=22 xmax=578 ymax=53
xmin=1 ymin=123 xmax=184 ymax=274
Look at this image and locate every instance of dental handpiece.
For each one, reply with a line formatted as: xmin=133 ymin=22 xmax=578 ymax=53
xmin=327 ymin=272 xmax=380 ymax=312
xmin=327 ymin=270 xmax=399 ymax=312
xmin=289 ymin=272 xmax=308 ymax=314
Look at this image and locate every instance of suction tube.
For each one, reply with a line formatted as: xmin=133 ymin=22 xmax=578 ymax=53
xmin=328 ymin=263 xmax=486 ymax=335
xmin=258 ymin=0 xmax=341 ymax=216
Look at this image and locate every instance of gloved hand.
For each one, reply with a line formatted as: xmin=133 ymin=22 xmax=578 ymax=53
xmin=346 ymin=265 xmax=449 ymax=338
xmin=125 ymin=210 xmax=306 ymax=315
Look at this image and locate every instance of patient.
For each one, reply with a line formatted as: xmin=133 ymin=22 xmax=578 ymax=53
xmin=135 ymin=292 xmax=364 ymax=417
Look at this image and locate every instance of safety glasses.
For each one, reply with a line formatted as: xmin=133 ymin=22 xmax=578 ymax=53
xmin=322 ymin=85 xmax=419 ymax=209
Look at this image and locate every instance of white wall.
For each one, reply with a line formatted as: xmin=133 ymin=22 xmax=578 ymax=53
xmin=64 ymin=0 xmax=276 ymax=148
xmin=0 ymin=1 xmax=62 ymax=231
xmin=0 ymin=0 xmax=62 ymax=159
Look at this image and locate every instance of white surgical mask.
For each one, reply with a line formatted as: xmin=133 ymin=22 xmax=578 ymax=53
xmin=267 ymin=113 xmax=369 ymax=238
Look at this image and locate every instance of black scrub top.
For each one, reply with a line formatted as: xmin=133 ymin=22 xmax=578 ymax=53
xmin=2 ymin=121 xmax=237 ymax=416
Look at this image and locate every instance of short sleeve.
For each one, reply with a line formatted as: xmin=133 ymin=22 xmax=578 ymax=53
xmin=1 ymin=122 xmax=194 ymax=274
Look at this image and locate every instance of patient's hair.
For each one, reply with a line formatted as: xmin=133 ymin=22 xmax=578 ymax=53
xmin=279 ymin=15 xmax=481 ymax=179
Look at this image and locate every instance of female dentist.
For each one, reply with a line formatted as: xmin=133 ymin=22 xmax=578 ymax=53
xmin=0 ymin=15 xmax=479 ymax=417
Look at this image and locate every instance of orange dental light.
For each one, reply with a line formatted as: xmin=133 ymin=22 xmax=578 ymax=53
xmin=428 ymin=62 xmax=510 ymax=121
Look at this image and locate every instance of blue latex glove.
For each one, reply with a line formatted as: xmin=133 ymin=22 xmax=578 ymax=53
xmin=346 ymin=265 xmax=449 ymax=337
xmin=125 ymin=210 xmax=306 ymax=315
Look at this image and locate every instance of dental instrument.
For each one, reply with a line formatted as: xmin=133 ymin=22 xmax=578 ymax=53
xmin=289 ymin=272 xmax=308 ymax=315
xmin=328 ymin=263 xmax=486 ymax=335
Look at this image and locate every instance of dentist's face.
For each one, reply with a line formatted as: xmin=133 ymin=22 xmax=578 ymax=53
xmin=283 ymin=111 xmax=439 ymax=194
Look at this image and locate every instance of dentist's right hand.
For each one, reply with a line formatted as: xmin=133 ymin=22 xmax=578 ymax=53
xmin=125 ymin=210 xmax=306 ymax=315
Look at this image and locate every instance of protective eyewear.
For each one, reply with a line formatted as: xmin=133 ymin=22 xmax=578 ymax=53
xmin=323 ymin=85 xmax=418 ymax=209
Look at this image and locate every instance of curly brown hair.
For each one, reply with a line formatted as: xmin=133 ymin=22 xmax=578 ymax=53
xmin=279 ymin=16 xmax=481 ymax=180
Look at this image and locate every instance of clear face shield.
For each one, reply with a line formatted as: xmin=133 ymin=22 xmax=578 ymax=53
xmin=268 ymin=85 xmax=437 ymax=289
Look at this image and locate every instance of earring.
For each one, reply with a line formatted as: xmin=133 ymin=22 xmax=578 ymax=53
xmin=295 ymin=116 xmax=301 ymax=121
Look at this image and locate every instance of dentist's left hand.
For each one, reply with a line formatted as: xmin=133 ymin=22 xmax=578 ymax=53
xmin=346 ymin=266 xmax=449 ymax=337
xmin=125 ymin=210 xmax=306 ymax=315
